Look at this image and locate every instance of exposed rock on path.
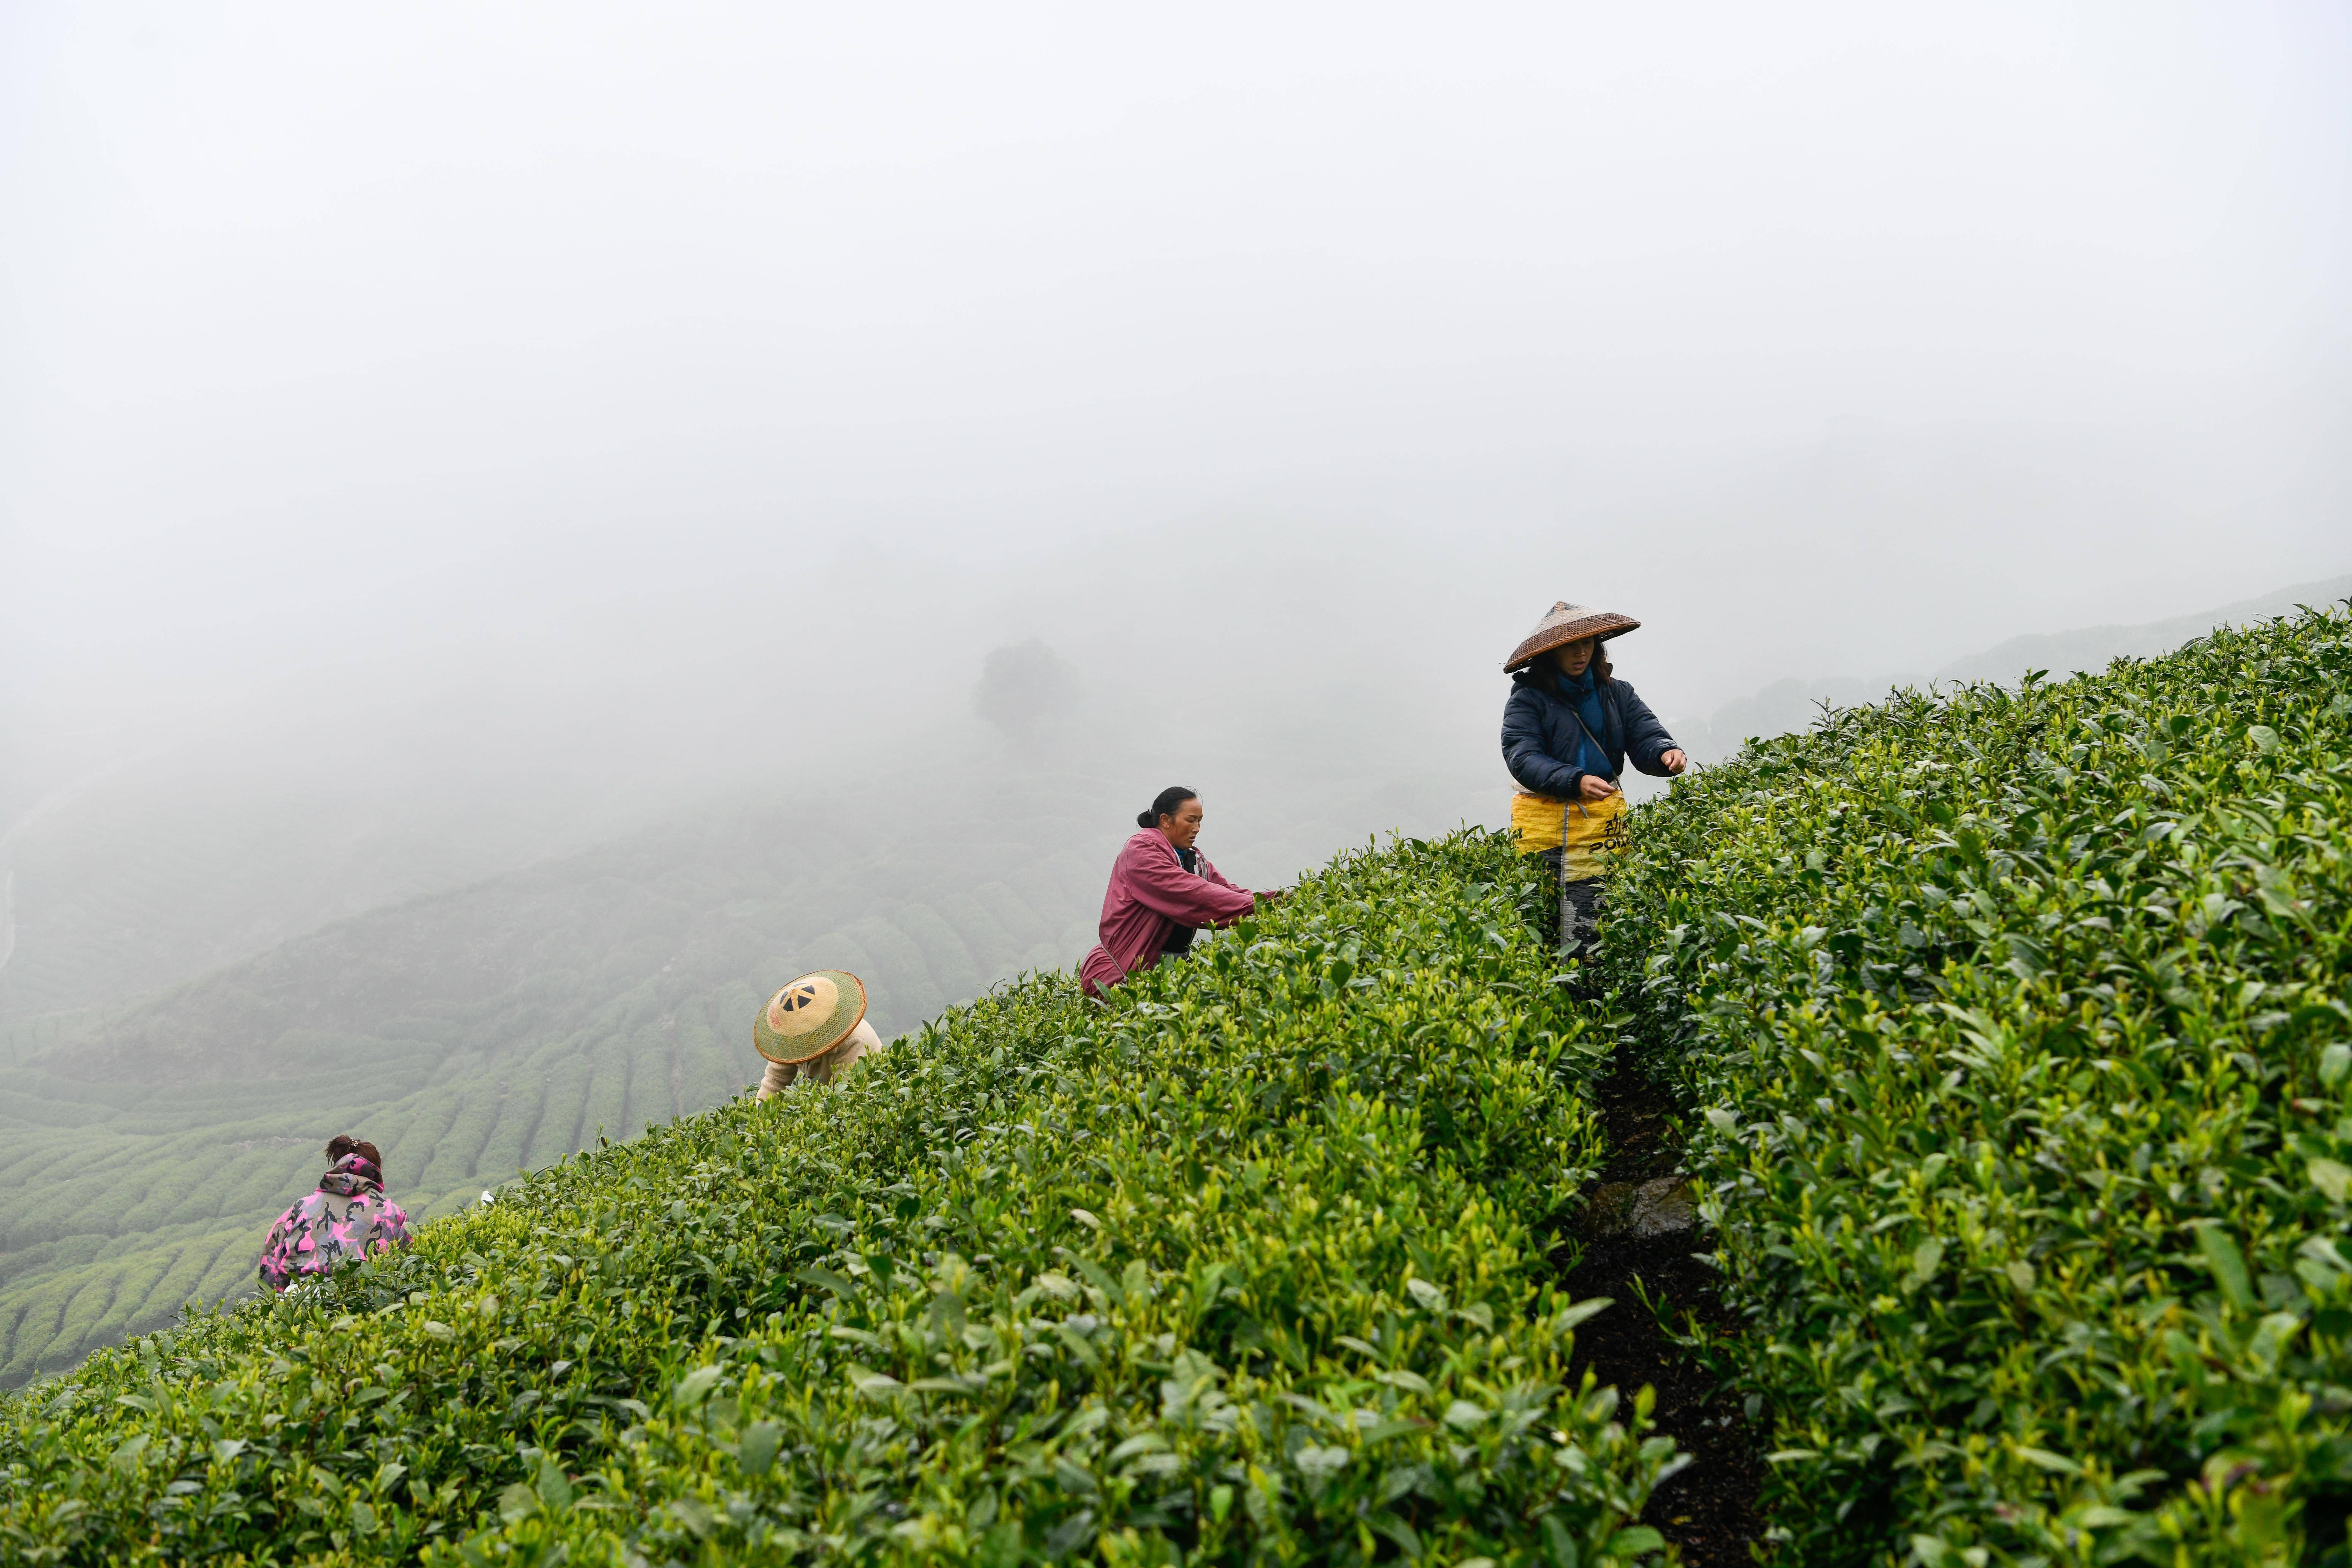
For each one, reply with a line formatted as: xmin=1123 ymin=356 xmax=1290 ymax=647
xmin=1582 ymin=1175 xmax=1698 ymax=1238
xmin=1558 ymin=1064 xmax=1765 ymax=1568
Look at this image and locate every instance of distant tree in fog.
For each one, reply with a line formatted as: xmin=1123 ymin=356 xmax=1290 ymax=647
xmin=973 ymin=641 xmax=1078 ymax=742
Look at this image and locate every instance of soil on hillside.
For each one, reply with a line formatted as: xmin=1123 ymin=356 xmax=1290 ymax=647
xmin=1555 ymin=1065 xmax=1766 ymax=1568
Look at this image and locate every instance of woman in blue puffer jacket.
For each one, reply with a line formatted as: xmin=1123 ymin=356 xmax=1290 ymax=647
xmin=1501 ymin=602 xmax=1685 ymax=952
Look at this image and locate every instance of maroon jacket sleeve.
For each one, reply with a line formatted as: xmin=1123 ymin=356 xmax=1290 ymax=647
xmin=1127 ymin=842 xmax=1257 ymax=927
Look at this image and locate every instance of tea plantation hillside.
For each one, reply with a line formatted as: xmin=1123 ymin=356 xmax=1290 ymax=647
xmin=1593 ymin=602 xmax=2352 ymax=1564
xmin=0 ymin=830 xmax=1688 ymax=1566
xmin=10 ymin=604 xmax=2346 ymax=1564
xmin=0 ymin=760 xmax=1490 ymax=1391
xmin=0 ymin=776 xmax=1096 ymax=1393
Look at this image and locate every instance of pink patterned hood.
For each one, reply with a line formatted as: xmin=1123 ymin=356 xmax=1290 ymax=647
xmin=256 ymin=1153 xmax=413 ymax=1291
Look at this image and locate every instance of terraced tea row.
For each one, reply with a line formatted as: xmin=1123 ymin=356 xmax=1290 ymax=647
xmin=0 ymin=827 xmax=1107 ymax=1389
xmin=0 ymin=830 xmax=1677 ymax=1566
xmin=16 ymin=608 xmax=2343 ymax=1560
xmin=1598 ymin=604 xmax=2352 ymax=1564
xmin=0 ymin=765 xmax=1487 ymax=1389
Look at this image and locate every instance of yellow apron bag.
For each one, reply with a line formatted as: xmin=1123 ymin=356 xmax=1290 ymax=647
xmin=1510 ymin=788 xmax=1628 ymax=880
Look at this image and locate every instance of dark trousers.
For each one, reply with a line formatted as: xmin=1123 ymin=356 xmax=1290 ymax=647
xmin=1540 ymin=849 xmax=1605 ymax=955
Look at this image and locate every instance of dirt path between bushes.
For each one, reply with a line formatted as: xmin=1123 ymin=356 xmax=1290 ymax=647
xmin=1556 ymin=1064 xmax=1767 ymax=1568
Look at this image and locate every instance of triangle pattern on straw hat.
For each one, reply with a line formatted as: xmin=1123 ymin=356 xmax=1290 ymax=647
xmin=753 ymin=970 xmax=869 ymax=1064
xmin=1503 ymin=601 xmax=1641 ymax=672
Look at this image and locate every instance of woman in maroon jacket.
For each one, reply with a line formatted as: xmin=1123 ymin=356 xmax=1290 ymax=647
xmin=1080 ymin=787 xmax=1282 ymax=996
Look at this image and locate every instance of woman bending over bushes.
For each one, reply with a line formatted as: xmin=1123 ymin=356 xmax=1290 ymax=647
xmin=1080 ymin=786 xmax=1283 ymax=995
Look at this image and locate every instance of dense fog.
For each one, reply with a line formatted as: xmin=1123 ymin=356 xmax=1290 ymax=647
xmin=6 ymin=3 xmax=2349 ymax=825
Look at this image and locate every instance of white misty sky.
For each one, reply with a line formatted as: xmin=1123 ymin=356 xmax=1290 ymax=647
xmin=2 ymin=2 xmax=2347 ymax=756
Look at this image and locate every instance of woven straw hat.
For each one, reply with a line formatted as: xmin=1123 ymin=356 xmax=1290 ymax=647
xmin=753 ymin=970 xmax=869 ymax=1065
xmin=1503 ymin=601 xmax=1641 ymax=672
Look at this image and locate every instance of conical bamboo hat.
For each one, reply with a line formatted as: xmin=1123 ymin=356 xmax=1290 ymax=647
xmin=1503 ymin=601 xmax=1640 ymax=672
xmin=752 ymin=971 xmax=869 ymax=1065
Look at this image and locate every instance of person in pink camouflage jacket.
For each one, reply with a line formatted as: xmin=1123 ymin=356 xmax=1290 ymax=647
xmin=257 ymin=1136 xmax=413 ymax=1291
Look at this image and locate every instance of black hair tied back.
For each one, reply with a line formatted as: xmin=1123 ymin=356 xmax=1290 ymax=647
xmin=325 ymin=1133 xmax=384 ymax=1172
xmin=1139 ymin=786 xmax=1198 ymax=830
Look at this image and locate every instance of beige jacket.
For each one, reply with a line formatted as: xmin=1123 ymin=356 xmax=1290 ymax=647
xmin=756 ymin=1018 xmax=885 ymax=1101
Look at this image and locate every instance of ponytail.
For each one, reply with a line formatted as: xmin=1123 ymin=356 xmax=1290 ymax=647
xmin=325 ymin=1135 xmax=384 ymax=1173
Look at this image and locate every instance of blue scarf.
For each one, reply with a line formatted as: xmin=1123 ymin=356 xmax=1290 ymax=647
xmin=1559 ymin=667 xmax=1614 ymax=779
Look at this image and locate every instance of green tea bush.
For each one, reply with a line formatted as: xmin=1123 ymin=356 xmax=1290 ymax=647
xmin=1595 ymin=606 xmax=2352 ymax=1565
xmin=1 ymin=830 xmax=1677 ymax=1566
